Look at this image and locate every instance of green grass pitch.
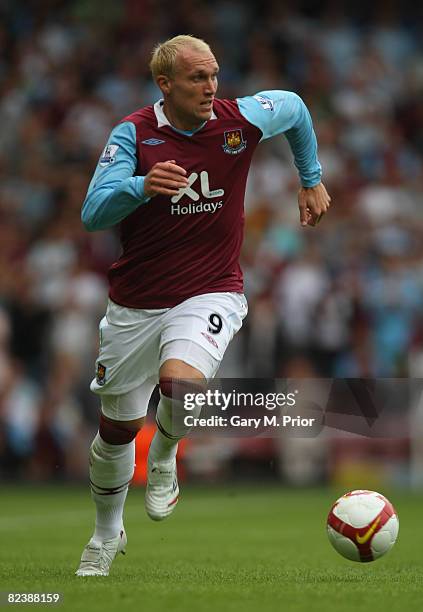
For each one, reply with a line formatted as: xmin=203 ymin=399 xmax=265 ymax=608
xmin=0 ymin=485 xmax=422 ymax=612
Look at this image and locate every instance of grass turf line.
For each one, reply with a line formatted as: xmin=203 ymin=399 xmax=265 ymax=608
xmin=0 ymin=486 xmax=422 ymax=612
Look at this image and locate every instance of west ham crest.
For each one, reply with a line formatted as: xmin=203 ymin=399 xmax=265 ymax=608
xmin=96 ymin=362 xmax=107 ymax=386
xmin=222 ymin=129 xmax=247 ymax=155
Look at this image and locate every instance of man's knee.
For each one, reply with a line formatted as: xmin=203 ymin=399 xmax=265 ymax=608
xmin=158 ymin=366 xmax=206 ymax=438
xmin=160 ymin=358 xmax=204 ymax=380
xmin=99 ymin=413 xmax=145 ymax=445
xmin=159 ymin=359 xmax=206 ymax=400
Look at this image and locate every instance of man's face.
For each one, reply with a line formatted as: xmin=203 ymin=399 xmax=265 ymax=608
xmin=159 ymin=48 xmax=219 ymax=130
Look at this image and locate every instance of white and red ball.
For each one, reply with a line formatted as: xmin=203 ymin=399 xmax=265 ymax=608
xmin=327 ymin=490 xmax=399 ymax=562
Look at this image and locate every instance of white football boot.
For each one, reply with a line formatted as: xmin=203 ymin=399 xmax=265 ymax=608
xmin=145 ymin=458 xmax=179 ymax=521
xmin=75 ymin=528 xmax=127 ymax=577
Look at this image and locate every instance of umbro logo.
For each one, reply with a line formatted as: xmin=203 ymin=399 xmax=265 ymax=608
xmin=201 ymin=332 xmax=218 ymax=349
xmin=142 ymin=138 xmax=166 ymax=145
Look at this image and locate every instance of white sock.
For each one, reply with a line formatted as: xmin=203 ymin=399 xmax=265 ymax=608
xmin=148 ymin=393 xmax=201 ymax=463
xmin=149 ymin=395 xmax=178 ymax=463
xmin=89 ymin=433 xmax=135 ymax=542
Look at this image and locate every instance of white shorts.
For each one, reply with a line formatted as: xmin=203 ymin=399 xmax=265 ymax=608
xmin=91 ymin=292 xmax=248 ymax=419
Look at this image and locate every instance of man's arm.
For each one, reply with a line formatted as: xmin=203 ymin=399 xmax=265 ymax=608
xmin=237 ymin=90 xmax=331 ymax=225
xmin=237 ymin=90 xmax=321 ymax=187
xmin=81 ymin=122 xmax=150 ymax=232
xmin=81 ymin=122 xmax=189 ymax=232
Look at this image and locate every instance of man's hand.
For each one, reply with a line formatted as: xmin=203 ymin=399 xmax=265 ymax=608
xmin=298 ymin=182 xmax=331 ymax=227
xmin=144 ymin=160 xmax=188 ymax=197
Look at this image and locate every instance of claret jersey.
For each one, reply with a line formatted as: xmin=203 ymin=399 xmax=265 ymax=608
xmin=82 ymin=91 xmax=322 ymax=308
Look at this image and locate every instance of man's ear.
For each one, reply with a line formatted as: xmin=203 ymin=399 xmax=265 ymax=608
xmin=156 ymin=75 xmax=171 ymax=95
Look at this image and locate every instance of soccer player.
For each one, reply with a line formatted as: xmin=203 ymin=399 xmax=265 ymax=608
xmin=75 ymin=35 xmax=331 ymax=576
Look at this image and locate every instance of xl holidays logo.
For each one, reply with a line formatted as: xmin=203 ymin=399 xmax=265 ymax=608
xmin=170 ymin=171 xmax=225 ymax=215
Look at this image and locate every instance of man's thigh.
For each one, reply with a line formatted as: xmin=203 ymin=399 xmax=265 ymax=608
xmin=159 ymin=292 xmax=248 ymax=378
xmin=100 ymin=376 xmax=157 ymax=421
xmin=90 ymin=299 xmax=167 ymax=396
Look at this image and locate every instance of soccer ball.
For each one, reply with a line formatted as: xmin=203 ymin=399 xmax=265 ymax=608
xmin=327 ymin=490 xmax=399 ymax=562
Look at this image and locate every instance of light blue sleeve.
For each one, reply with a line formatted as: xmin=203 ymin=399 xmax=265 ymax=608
xmin=81 ymin=121 xmax=151 ymax=232
xmin=237 ymin=90 xmax=322 ymax=188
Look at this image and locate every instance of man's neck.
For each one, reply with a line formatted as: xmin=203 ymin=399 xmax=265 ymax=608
xmin=162 ymin=102 xmax=204 ymax=132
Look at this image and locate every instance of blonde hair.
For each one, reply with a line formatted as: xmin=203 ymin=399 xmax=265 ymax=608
xmin=150 ymin=35 xmax=213 ymax=80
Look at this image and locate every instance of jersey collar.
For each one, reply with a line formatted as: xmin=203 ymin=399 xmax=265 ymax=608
xmin=154 ymin=99 xmax=217 ymax=134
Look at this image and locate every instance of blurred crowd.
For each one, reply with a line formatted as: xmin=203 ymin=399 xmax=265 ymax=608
xmin=0 ymin=0 xmax=423 ymax=481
